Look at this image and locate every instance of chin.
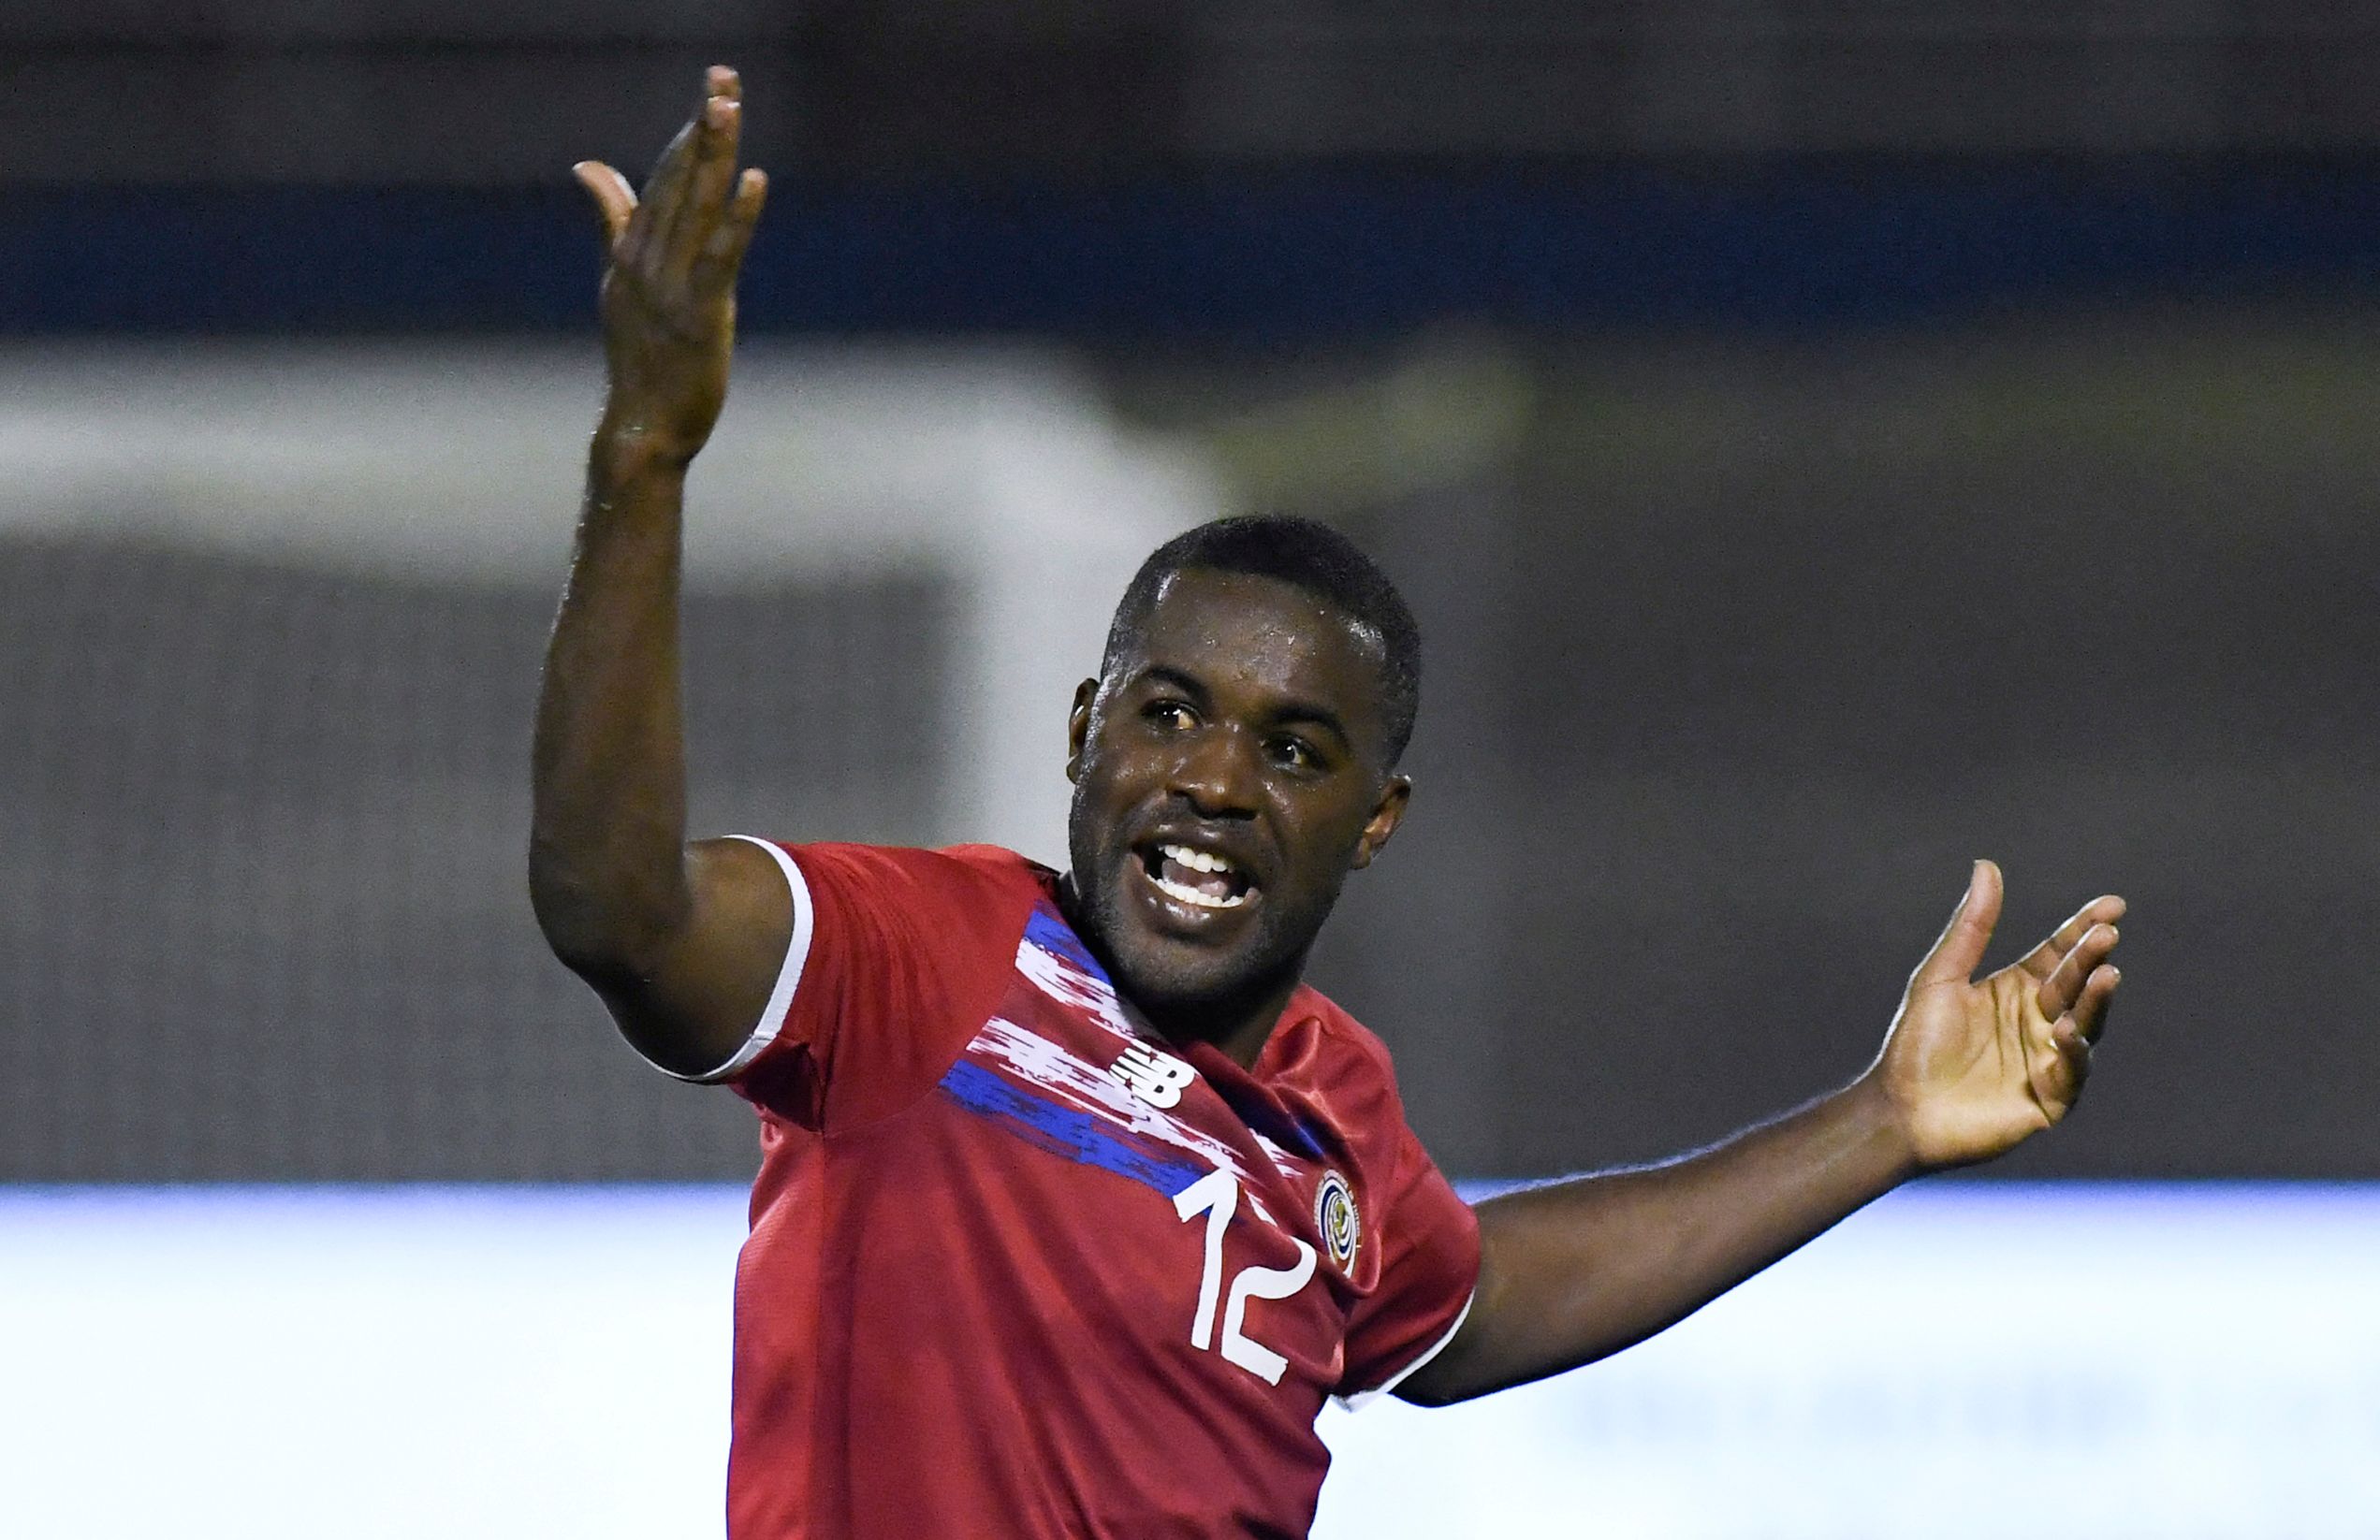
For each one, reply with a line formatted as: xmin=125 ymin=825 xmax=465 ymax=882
xmin=1066 ymin=803 xmax=1332 ymax=1025
xmin=1106 ymin=938 xmax=1270 ymax=1015
xmin=1079 ymin=874 xmax=1312 ymax=1024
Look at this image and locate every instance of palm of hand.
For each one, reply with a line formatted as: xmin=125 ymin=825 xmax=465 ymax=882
xmin=574 ymin=66 xmax=769 ymax=462
xmin=1876 ymin=863 xmax=2124 ymax=1171
xmin=597 ymin=271 xmax=737 ymax=445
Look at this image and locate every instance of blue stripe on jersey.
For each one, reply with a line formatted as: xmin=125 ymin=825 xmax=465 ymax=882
xmin=1023 ymin=906 xmax=1109 ymax=982
xmin=938 ymin=1059 xmax=1203 ymax=1196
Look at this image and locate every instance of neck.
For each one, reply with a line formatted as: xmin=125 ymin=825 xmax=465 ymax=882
xmin=1139 ymin=971 xmax=1303 ymax=1071
xmin=1058 ymin=875 xmax=1303 ymax=1071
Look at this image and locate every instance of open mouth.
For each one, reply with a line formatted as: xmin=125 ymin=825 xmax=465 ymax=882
xmin=1139 ymin=842 xmax=1257 ymax=911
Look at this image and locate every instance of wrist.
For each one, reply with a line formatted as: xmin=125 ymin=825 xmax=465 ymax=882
xmin=1839 ymin=1068 xmax=1927 ymax=1184
xmin=591 ymin=411 xmax=704 ymax=477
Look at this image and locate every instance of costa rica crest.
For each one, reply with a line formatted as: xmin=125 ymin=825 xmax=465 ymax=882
xmin=1313 ymin=1170 xmax=1360 ymax=1271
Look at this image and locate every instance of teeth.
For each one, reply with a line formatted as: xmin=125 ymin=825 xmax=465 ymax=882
xmin=1151 ymin=872 xmax=1248 ymax=910
xmin=1161 ymin=844 xmax=1235 ymax=875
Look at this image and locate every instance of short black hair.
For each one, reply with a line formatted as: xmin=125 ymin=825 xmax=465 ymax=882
xmin=1101 ymin=515 xmax=1423 ymax=767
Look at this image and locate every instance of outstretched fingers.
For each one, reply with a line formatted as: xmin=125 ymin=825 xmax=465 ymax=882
xmin=2035 ymin=962 xmax=2116 ymax=1116
xmin=2037 ymin=921 xmax=2121 ymax=1026
xmin=573 ymin=161 xmax=636 ymax=249
xmin=621 ymin=119 xmax=696 ymax=272
xmin=691 ymin=167 xmax=769 ymax=292
xmin=625 ymin=67 xmax=739 ymax=274
xmin=663 ymin=79 xmax=749 ymax=284
xmin=1910 ymin=859 xmax=2004 ymax=989
xmin=2017 ymin=893 xmax=2127 ymax=981
xmin=2059 ymin=959 xmax=2122 ymax=1046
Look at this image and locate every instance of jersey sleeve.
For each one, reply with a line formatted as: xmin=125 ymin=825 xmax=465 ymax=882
xmin=652 ymin=838 xmax=1038 ymax=1133
xmin=1335 ymin=1121 xmax=1482 ymax=1406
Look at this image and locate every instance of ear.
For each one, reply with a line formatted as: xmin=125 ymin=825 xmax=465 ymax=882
xmin=1065 ymin=678 xmax=1098 ymax=782
xmin=1350 ymin=775 xmax=1411 ymax=870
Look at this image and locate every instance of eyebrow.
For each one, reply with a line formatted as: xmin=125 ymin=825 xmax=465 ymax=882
xmin=1134 ymin=664 xmax=1354 ymax=750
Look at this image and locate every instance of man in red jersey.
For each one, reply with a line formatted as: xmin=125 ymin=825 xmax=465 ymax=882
xmin=532 ymin=69 xmax=2125 ymax=1538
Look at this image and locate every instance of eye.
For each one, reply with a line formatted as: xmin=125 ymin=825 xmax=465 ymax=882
xmin=1144 ymin=699 xmax=1197 ymax=732
xmin=1267 ymin=734 xmax=1323 ymax=772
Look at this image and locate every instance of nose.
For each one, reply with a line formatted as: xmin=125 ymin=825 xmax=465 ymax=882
xmin=1167 ymin=722 xmax=1262 ymax=819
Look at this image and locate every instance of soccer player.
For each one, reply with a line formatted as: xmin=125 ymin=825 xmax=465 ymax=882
xmin=532 ymin=68 xmax=2125 ymax=1538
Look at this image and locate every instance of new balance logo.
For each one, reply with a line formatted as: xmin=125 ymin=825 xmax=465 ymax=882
xmin=1111 ymin=1040 xmax=1196 ymax=1109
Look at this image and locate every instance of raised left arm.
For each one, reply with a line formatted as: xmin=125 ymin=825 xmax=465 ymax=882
xmin=1400 ymin=860 xmax=2123 ymax=1405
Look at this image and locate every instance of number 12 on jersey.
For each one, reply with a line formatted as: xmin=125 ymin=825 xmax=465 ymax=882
xmin=1173 ymin=1167 xmax=1318 ymax=1386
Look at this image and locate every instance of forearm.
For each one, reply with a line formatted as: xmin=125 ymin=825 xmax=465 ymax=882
xmin=1415 ymin=1074 xmax=1917 ymax=1403
xmin=528 ymin=427 xmax=697 ymax=978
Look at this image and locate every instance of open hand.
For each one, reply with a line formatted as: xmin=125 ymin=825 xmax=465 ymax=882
xmin=1872 ymin=861 xmax=2124 ymax=1170
xmin=575 ymin=65 xmax=768 ymax=464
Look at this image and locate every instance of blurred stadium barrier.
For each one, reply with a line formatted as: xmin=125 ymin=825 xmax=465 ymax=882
xmin=3 ymin=1182 xmax=2373 ymax=1537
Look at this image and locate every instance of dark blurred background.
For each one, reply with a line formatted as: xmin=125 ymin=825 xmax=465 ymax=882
xmin=5 ymin=2 xmax=2374 ymax=1183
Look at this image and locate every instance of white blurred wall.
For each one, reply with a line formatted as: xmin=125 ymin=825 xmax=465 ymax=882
xmin=0 ymin=339 xmax=1219 ymax=864
xmin=4 ymin=1184 xmax=2374 ymax=1538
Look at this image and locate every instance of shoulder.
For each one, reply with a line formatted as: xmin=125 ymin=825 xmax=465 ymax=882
xmin=729 ymin=842 xmax=1056 ymax=1126
xmin=781 ymin=840 xmax=1055 ymax=909
xmin=1278 ymin=984 xmax=1412 ymax=1132
xmin=935 ymin=842 xmax=1060 ymax=889
xmin=1291 ymin=985 xmax=1401 ymax=1076
xmin=756 ymin=841 xmax=1057 ymax=987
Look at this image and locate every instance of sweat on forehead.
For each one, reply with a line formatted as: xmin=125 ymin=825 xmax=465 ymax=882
xmin=1097 ymin=515 xmax=1424 ymax=766
xmin=1115 ymin=569 xmax=1386 ymax=676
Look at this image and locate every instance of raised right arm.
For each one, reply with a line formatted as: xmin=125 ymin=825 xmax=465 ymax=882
xmin=529 ymin=67 xmax=788 ymax=1078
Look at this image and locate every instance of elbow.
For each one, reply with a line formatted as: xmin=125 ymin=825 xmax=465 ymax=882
xmin=527 ymin=839 xmax=675 ymax=986
xmin=527 ymin=862 xmax=621 ymax=983
xmin=1389 ymin=1376 xmax=1463 ymax=1410
xmin=1388 ymin=1330 xmax=1502 ymax=1408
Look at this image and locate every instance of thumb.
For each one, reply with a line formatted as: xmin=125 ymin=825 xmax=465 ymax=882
xmin=572 ymin=161 xmax=636 ymax=248
xmin=1910 ymin=859 xmax=2002 ymax=988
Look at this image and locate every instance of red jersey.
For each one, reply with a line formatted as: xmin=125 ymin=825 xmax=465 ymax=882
xmin=654 ymin=839 xmax=1481 ymax=1539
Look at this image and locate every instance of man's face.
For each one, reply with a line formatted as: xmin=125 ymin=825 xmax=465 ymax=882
xmin=1065 ymin=568 xmax=1410 ymax=1019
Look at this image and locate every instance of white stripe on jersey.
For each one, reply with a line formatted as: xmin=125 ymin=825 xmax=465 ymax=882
xmin=986 ymin=934 xmax=1295 ymax=1224
xmin=970 ymin=1015 xmax=1262 ymax=1195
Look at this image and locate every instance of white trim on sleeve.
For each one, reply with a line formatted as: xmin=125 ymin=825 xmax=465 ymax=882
xmin=653 ymin=835 xmax=816 ymax=1085
xmin=1333 ymin=1286 xmax=1477 ymax=1412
